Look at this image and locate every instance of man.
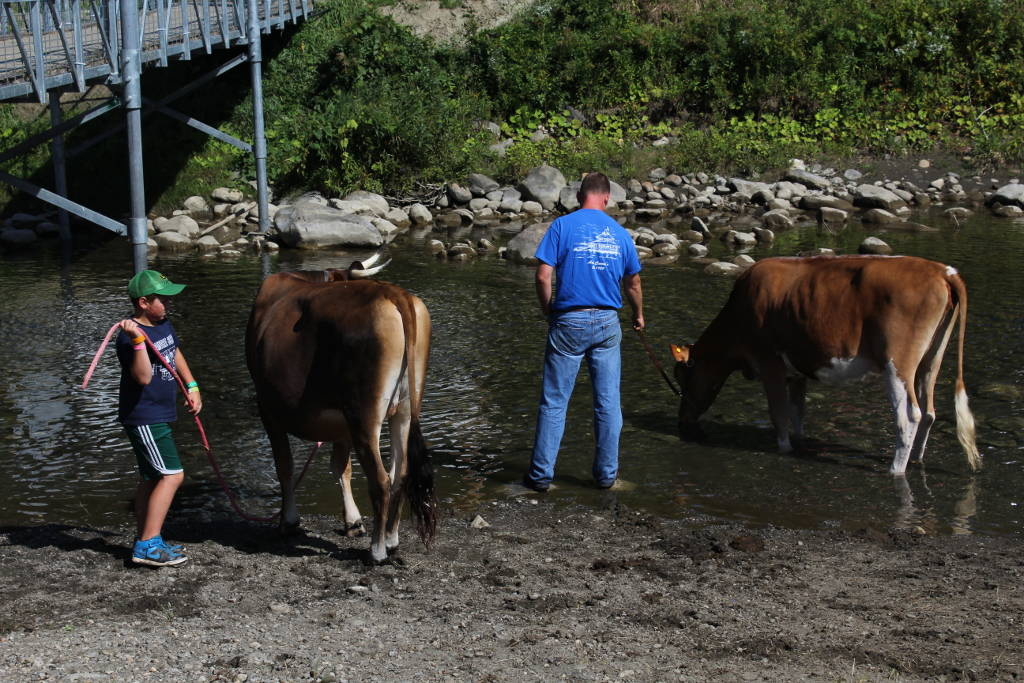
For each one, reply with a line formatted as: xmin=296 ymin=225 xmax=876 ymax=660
xmin=523 ymin=172 xmax=644 ymax=492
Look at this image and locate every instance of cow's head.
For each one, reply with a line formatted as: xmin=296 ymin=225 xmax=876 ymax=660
xmin=670 ymin=342 xmax=707 ymax=441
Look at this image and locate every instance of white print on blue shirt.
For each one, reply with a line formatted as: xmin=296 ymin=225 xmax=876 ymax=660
xmin=572 ymin=227 xmax=621 ymax=271
xmin=150 ymin=332 xmax=177 ymax=382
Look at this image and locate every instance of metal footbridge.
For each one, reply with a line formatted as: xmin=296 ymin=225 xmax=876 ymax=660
xmin=0 ymin=0 xmax=314 ymax=270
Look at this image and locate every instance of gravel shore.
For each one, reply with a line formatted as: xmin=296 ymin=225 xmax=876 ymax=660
xmin=2 ymin=497 xmax=1022 ymax=682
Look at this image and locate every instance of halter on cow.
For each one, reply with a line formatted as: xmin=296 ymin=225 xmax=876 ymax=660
xmin=671 ymin=255 xmax=981 ymax=475
xmin=245 ymin=255 xmax=435 ymax=562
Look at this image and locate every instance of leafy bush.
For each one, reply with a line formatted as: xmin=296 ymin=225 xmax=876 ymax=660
xmin=6 ymin=0 xmax=1024 ymax=215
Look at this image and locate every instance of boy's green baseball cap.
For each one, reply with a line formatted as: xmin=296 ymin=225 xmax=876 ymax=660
xmin=128 ymin=270 xmax=187 ymax=298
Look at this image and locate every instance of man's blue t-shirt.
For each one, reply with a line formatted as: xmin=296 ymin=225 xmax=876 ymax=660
xmin=535 ymin=209 xmax=642 ymax=311
xmin=116 ymin=320 xmax=181 ymax=425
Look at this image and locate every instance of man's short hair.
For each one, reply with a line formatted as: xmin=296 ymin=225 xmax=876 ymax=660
xmin=579 ymin=172 xmax=611 ymax=201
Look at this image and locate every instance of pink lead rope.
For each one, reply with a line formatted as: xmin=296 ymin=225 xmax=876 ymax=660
xmin=82 ymin=322 xmax=319 ymax=523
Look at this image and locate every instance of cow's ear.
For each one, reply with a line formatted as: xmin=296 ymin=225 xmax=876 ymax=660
xmin=670 ymin=343 xmax=690 ymax=363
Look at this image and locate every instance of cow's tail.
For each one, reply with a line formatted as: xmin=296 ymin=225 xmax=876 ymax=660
xmin=396 ymin=293 xmax=437 ymax=547
xmin=949 ymin=272 xmax=981 ymax=471
xmin=406 ymin=415 xmax=436 ymax=546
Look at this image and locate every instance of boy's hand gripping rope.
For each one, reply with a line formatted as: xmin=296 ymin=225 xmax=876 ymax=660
xmin=82 ymin=322 xmax=319 ymax=523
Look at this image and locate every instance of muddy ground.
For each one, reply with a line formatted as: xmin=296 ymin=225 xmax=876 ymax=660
xmin=1 ymin=495 xmax=1022 ymax=682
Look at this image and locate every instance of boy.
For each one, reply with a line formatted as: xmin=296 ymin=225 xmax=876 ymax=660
xmin=116 ymin=269 xmax=202 ymax=567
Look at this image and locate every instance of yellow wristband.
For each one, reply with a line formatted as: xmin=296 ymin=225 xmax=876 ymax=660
xmin=130 ymin=335 xmax=145 ymax=345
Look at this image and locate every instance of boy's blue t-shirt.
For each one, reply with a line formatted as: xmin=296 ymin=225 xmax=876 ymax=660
xmin=534 ymin=209 xmax=642 ymax=311
xmin=115 ymin=319 xmax=181 ymax=425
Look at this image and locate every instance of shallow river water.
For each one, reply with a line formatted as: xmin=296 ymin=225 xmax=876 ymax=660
xmin=1 ymin=205 xmax=1022 ymax=536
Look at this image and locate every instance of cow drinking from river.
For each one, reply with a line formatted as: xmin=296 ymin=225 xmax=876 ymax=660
xmin=245 ymin=260 xmax=435 ymax=562
xmin=671 ymin=255 xmax=981 ymax=474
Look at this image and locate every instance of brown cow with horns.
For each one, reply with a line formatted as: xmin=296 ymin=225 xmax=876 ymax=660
xmin=246 ymin=255 xmax=435 ymax=562
xmin=671 ymin=255 xmax=981 ymax=474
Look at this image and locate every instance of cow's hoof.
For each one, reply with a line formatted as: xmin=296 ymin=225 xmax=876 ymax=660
xmin=341 ymin=521 xmax=366 ymax=538
xmin=365 ymin=548 xmax=388 ymax=565
xmin=278 ymin=519 xmax=302 ymax=537
xmin=679 ymin=424 xmax=706 ymax=442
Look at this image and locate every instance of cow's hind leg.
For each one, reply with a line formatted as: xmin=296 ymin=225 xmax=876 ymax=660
xmin=885 ymin=360 xmax=922 ymax=475
xmin=384 ymin=396 xmax=412 ymax=552
xmin=351 ymin=423 xmax=392 ymax=563
xmin=759 ymin=358 xmax=793 ymax=452
xmin=909 ymin=310 xmax=956 ymax=465
xmin=264 ymin=419 xmax=300 ymax=534
xmin=330 ymin=439 xmax=365 ymax=537
xmin=786 ymin=376 xmax=807 ymax=449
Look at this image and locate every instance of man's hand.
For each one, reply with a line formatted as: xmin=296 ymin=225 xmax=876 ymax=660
xmin=633 ymin=314 xmax=645 ymax=332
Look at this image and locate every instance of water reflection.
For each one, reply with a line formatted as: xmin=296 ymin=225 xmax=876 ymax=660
xmin=0 ymin=205 xmax=1021 ymax=536
xmin=891 ymin=472 xmax=979 ymax=535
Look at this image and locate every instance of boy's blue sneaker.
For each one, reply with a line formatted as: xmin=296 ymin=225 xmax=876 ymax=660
xmin=132 ymin=536 xmax=188 ymax=567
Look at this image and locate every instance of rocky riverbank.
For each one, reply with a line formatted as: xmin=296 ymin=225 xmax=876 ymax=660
xmin=3 ymin=160 xmax=1023 ymax=276
xmin=1 ymin=500 xmax=1022 ymax=681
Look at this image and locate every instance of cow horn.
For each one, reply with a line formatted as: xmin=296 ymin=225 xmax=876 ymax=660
xmin=359 ymin=252 xmax=381 ymax=268
xmin=348 ymin=259 xmax=392 ymax=278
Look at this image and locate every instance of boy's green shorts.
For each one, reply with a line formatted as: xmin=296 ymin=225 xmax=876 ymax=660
xmin=124 ymin=423 xmax=183 ymax=481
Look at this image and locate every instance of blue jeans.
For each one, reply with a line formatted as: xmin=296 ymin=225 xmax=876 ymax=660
xmin=527 ymin=308 xmax=623 ymax=487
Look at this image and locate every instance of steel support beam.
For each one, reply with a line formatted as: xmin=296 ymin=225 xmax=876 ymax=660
xmin=48 ymin=94 xmax=71 ymax=242
xmin=0 ymin=170 xmax=126 ymax=235
xmin=0 ymin=97 xmax=121 ymax=164
xmin=247 ymin=0 xmax=269 ymax=232
xmin=142 ymin=95 xmax=252 ymax=151
xmin=121 ymin=0 xmax=148 ymax=272
xmin=69 ymin=52 xmax=247 ymax=156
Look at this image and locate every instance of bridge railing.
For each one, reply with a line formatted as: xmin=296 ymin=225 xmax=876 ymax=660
xmin=0 ymin=0 xmax=311 ymax=101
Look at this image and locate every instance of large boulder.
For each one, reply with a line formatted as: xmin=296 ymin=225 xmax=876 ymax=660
xmin=468 ymin=173 xmax=501 ymax=196
xmin=559 ymin=185 xmax=580 ymax=212
xmin=506 ymin=222 xmax=551 ymax=265
xmin=990 ymin=183 xmax=1024 ymax=208
xmin=446 ymin=183 xmax=473 ymax=205
xmin=859 ymin=236 xmax=892 ymax=255
xmin=154 ymin=231 xmax=193 ymax=252
xmin=784 ymin=169 xmax=830 ymax=191
xmin=195 ymin=235 xmax=221 ymax=253
xmin=819 ymin=207 xmax=849 ymax=225
xmin=370 ymin=217 xmax=402 ymax=243
xmin=211 ymin=187 xmax=244 ymax=203
xmin=343 ymin=190 xmax=390 ymax=217
xmin=854 ymin=184 xmax=907 ymax=211
xmin=705 ymin=261 xmax=744 ymax=277
xmin=609 ymin=180 xmax=627 ymax=205
xmin=761 ymin=209 xmax=794 ymax=230
xmin=328 ymin=198 xmax=377 ymax=216
xmin=0 ymin=228 xmax=37 ymax=245
xmin=385 ymin=207 xmax=411 ymax=228
xmin=407 ymin=203 xmax=433 ymax=226
xmin=158 ymin=215 xmax=201 ymax=239
xmin=204 ymin=222 xmax=243 ymax=245
xmin=993 ymin=204 xmax=1024 ymax=217
xmin=499 ymin=188 xmax=523 ymax=213
xmin=517 ymin=165 xmax=567 ymax=211
xmin=729 ymin=178 xmax=772 ymax=197
xmin=183 ymin=195 xmax=209 ymax=214
xmin=800 ymin=195 xmax=855 ymax=212
xmin=861 ymin=208 xmax=901 ymax=224
xmin=274 ymin=201 xmax=384 ymax=249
